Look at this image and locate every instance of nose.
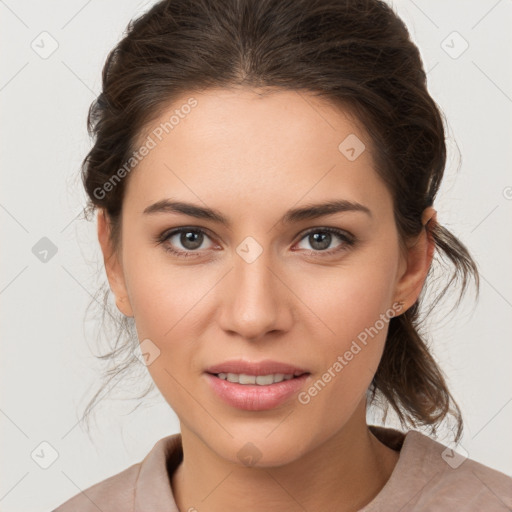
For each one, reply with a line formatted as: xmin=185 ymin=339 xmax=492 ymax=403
xmin=217 ymin=245 xmax=294 ymax=341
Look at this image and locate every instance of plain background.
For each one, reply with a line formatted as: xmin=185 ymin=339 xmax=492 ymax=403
xmin=1 ymin=0 xmax=511 ymax=510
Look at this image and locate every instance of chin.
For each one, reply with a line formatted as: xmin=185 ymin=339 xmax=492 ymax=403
xmin=232 ymin=438 xmax=305 ymax=468
xmin=199 ymin=422 xmax=315 ymax=468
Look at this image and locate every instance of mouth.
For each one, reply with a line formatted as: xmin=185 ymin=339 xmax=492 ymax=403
xmin=204 ymin=359 xmax=310 ymax=378
xmin=204 ymin=361 xmax=311 ymax=411
xmin=207 ymin=371 xmax=309 ymax=386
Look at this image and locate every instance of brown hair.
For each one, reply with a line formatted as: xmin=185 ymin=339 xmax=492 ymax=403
xmin=80 ymin=0 xmax=479 ymax=441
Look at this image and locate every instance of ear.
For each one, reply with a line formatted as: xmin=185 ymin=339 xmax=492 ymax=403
xmin=97 ymin=209 xmax=134 ymax=317
xmin=393 ymin=207 xmax=437 ymax=312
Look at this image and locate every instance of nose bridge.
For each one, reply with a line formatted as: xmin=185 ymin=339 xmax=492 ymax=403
xmin=218 ymin=237 xmax=290 ymax=340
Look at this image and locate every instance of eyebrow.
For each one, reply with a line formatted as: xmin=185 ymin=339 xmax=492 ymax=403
xmin=143 ymin=198 xmax=372 ymax=226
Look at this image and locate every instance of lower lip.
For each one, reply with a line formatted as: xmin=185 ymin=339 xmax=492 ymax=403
xmin=205 ymin=373 xmax=310 ymax=411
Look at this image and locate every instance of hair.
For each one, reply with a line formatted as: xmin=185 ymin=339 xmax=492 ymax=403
xmin=79 ymin=0 xmax=479 ymax=442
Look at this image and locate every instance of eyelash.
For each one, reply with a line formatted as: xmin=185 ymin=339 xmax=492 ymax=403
xmin=155 ymin=226 xmax=356 ymax=259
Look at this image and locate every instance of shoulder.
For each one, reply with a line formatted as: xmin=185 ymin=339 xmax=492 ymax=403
xmin=367 ymin=427 xmax=512 ymax=511
xmin=52 ymin=433 xmax=183 ymax=512
xmin=52 ymin=462 xmax=141 ymax=512
xmin=412 ymin=432 xmax=512 ymax=511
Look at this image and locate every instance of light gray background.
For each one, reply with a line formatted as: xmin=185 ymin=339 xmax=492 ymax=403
xmin=1 ymin=1 xmax=511 ymax=510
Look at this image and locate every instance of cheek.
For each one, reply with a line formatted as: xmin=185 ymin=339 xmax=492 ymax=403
xmin=299 ymin=246 xmax=400 ymax=349
xmin=299 ymin=283 xmax=391 ymax=396
xmin=124 ymin=265 xmax=206 ymax=411
xmin=294 ymin=283 xmax=395 ymax=430
xmin=294 ymin=245 xmax=399 ymax=403
xmin=123 ymin=247 xmax=212 ymax=338
xmin=121 ymin=251 xmax=214 ymax=404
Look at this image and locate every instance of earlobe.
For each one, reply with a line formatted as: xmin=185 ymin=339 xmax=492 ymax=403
xmin=115 ymin=296 xmax=133 ymax=317
xmin=97 ymin=209 xmax=134 ymax=317
xmin=393 ymin=207 xmax=437 ymax=313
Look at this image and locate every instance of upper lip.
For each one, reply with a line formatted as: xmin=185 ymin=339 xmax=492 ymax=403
xmin=205 ymin=359 xmax=310 ymax=376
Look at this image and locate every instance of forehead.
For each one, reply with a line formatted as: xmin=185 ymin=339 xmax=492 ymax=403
xmin=124 ymin=87 xmax=391 ymax=219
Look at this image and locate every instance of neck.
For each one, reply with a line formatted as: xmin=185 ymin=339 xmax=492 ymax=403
xmin=171 ymin=403 xmax=399 ymax=512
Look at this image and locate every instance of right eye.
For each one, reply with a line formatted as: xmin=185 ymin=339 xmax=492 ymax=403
xmin=157 ymin=227 xmax=217 ymax=258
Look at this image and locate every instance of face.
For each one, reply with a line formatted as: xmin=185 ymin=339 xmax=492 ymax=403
xmin=99 ymin=87 xmax=429 ymax=466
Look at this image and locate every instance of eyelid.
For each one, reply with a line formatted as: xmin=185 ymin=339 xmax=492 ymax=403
xmin=297 ymin=226 xmax=355 ymax=243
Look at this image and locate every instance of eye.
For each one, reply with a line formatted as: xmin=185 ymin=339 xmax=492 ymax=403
xmin=157 ymin=227 xmax=216 ymax=258
xmin=156 ymin=226 xmax=356 ymax=259
xmin=294 ymin=227 xmax=355 ymax=255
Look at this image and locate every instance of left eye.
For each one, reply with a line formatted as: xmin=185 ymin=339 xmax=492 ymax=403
xmin=295 ymin=227 xmax=355 ymax=254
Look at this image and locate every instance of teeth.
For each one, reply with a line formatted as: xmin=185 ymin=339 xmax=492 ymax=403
xmin=216 ymin=372 xmax=297 ymax=385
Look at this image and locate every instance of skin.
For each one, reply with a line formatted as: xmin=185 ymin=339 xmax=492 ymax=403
xmin=98 ymin=87 xmax=436 ymax=512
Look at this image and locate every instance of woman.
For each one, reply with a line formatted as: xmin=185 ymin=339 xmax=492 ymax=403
xmin=53 ymin=0 xmax=512 ymax=510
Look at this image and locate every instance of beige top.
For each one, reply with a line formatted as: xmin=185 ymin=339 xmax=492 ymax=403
xmin=53 ymin=425 xmax=512 ymax=511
